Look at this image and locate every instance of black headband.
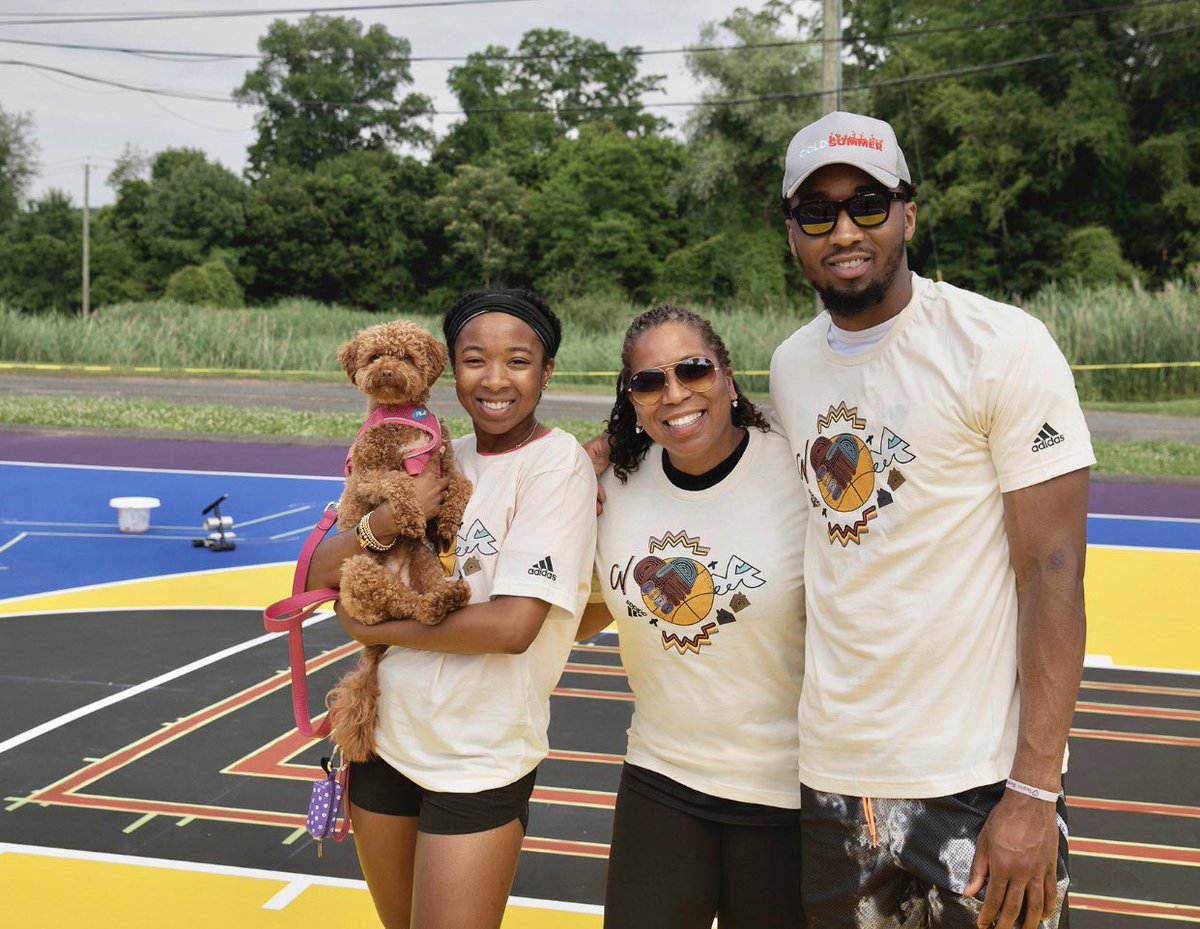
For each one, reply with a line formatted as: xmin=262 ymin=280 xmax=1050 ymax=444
xmin=443 ymin=293 xmax=560 ymax=359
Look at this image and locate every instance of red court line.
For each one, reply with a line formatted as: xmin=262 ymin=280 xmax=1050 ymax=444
xmin=1073 ymin=837 xmax=1200 ymax=867
xmin=573 ymin=643 xmax=621 ymax=655
xmin=1069 ymin=796 xmax=1200 ymax=819
xmin=534 ymin=786 xmax=616 ymax=810
xmin=547 ymin=748 xmax=624 ymax=765
xmin=33 ymin=641 xmax=360 ymax=799
xmin=1075 ymin=701 xmax=1200 ymax=723
xmin=1070 ymin=727 xmax=1200 ymax=748
xmin=522 ymin=837 xmax=609 ymax=859
xmin=553 ymin=687 xmax=634 ymax=702
xmin=1081 ymin=681 xmax=1200 ymax=699
xmin=562 ymin=662 xmax=627 ymax=677
xmin=1072 ymin=893 xmax=1200 ymax=922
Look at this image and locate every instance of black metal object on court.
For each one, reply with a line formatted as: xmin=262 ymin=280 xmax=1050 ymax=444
xmin=193 ymin=494 xmax=237 ymax=551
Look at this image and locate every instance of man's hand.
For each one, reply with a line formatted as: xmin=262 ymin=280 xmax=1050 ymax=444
xmin=582 ymin=433 xmax=610 ymax=515
xmin=965 ymin=790 xmax=1059 ymax=929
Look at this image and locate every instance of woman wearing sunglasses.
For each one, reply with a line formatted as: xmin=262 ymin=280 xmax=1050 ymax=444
xmin=306 ymin=288 xmax=598 ymax=929
xmin=577 ymin=304 xmax=808 ymax=929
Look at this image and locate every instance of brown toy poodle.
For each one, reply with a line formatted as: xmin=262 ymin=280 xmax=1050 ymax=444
xmin=327 ymin=320 xmax=473 ymax=762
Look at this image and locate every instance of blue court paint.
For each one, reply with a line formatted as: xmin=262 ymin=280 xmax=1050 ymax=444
xmin=3 ymin=463 xmax=1194 ymax=603
xmin=1086 ymin=514 xmax=1200 ymax=552
xmin=0 ymin=463 xmax=344 ymax=601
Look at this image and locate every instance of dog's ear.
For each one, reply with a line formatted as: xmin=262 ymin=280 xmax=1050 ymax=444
xmin=421 ymin=334 xmax=449 ymax=387
xmin=337 ymin=338 xmax=360 ymax=384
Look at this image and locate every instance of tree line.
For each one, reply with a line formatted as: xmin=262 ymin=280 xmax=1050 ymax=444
xmin=0 ymin=0 xmax=1196 ymax=316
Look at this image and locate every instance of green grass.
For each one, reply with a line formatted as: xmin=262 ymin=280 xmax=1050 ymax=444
xmin=0 ymin=396 xmax=605 ymax=446
xmin=1081 ymin=397 xmax=1200 ymax=417
xmin=3 ymin=278 xmax=1197 ymax=400
xmin=1 ymin=395 xmax=1196 ymax=477
xmin=1092 ymin=439 xmax=1200 ymax=477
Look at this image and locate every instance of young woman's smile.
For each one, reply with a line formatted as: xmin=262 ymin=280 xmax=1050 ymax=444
xmin=452 ymin=312 xmax=552 ymax=453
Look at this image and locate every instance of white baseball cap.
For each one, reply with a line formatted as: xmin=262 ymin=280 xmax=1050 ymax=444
xmin=782 ymin=111 xmax=911 ymax=199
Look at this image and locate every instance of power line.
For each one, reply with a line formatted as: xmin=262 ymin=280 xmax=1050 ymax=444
xmin=4 ymin=20 xmax=1195 ymax=116
xmin=0 ymin=0 xmax=543 ymax=27
xmin=0 ymin=0 xmax=1188 ymax=63
xmin=0 ymin=35 xmax=255 ymax=62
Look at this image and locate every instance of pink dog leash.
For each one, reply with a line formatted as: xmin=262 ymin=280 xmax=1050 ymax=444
xmin=263 ymin=502 xmax=341 ymax=739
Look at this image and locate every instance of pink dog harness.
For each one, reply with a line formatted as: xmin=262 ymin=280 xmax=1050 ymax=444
xmin=344 ymin=403 xmax=442 ymax=478
xmin=264 ymin=403 xmax=444 ymax=740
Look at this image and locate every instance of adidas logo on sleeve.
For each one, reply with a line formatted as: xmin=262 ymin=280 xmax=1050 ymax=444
xmin=528 ymin=556 xmax=557 ymax=580
xmin=1031 ymin=422 xmax=1066 ymax=452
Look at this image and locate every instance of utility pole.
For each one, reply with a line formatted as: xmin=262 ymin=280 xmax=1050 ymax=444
xmin=816 ymin=0 xmax=843 ymax=315
xmin=822 ymin=0 xmax=843 ymax=116
xmin=81 ymin=162 xmax=90 ymax=319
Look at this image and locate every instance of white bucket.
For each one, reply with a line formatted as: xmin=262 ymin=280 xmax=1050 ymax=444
xmin=109 ymin=496 xmax=161 ymax=534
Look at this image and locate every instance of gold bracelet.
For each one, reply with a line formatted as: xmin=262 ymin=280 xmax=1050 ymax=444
xmin=356 ymin=512 xmax=395 ymax=552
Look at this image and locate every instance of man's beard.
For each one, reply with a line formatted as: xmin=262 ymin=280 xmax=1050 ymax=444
xmin=813 ymin=239 xmax=904 ymax=318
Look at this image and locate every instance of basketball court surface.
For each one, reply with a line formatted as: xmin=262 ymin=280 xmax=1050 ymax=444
xmin=1 ymin=429 xmax=1197 ymax=928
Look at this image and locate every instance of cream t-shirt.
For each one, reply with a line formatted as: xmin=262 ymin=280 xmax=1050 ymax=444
xmin=770 ymin=273 xmax=1095 ymax=798
xmin=374 ymin=428 xmax=598 ymax=792
xmin=595 ymin=428 xmax=807 ymax=808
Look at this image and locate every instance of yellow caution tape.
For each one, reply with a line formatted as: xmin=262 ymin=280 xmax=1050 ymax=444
xmin=1 ymin=360 xmax=1198 ymax=377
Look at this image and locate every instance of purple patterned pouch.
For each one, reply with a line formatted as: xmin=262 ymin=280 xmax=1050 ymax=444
xmin=306 ymin=755 xmax=347 ymax=856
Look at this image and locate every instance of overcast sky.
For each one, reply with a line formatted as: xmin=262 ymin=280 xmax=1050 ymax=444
xmin=1 ymin=0 xmax=810 ymax=208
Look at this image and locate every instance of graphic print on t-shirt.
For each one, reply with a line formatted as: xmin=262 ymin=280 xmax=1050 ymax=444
xmin=451 ymin=517 xmax=499 ymax=578
xmin=802 ymin=401 xmax=916 ymax=547
xmin=604 ymin=528 xmax=766 ymax=655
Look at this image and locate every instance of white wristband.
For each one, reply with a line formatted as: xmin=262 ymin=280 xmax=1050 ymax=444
xmin=1005 ymin=778 xmax=1059 ymax=803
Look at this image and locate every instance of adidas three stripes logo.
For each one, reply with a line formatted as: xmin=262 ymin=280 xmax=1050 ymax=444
xmin=528 ymin=556 xmax=557 ymax=580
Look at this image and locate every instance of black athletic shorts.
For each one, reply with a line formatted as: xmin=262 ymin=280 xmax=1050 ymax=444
xmin=604 ymin=764 xmax=804 ymax=929
xmin=348 ymin=755 xmax=537 ymax=836
xmin=801 ymin=780 xmax=1070 ymax=929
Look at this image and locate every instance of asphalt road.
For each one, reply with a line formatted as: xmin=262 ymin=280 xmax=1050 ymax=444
xmin=1 ymin=371 xmax=1198 ymax=445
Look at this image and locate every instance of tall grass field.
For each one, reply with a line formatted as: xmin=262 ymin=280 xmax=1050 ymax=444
xmin=2 ymin=282 xmax=1197 ymax=400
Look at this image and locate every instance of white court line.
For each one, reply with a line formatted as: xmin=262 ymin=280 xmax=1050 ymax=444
xmin=0 ymin=843 xmax=605 ymax=916
xmin=1 ymin=519 xmax=199 ymax=531
xmin=271 ymin=525 xmax=321 ymax=541
xmin=232 ymin=505 xmax=315 ymax=529
xmin=262 ymin=881 xmax=309 ymax=910
xmin=7 ymin=530 xmax=202 ymax=542
xmin=0 ymin=532 xmax=29 ymax=555
xmin=1087 ymin=542 xmax=1200 ymax=554
xmin=1089 ymin=513 xmax=1200 ymax=525
xmin=1 ymin=458 xmax=344 ymax=483
xmin=0 ymin=613 xmax=328 ymax=756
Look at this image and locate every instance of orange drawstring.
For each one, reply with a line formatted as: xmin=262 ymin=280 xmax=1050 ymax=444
xmin=862 ymin=796 xmax=878 ymax=849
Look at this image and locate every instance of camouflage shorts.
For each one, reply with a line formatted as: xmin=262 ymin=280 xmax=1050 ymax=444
xmin=800 ymin=780 xmax=1070 ymax=928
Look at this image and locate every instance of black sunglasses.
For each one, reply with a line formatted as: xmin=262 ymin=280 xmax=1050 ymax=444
xmin=627 ymin=357 xmax=719 ymax=405
xmin=788 ymin=189 xmax=909 ymax=237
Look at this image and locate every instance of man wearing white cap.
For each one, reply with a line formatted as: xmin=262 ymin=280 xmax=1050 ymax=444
xmin=769 ymin=112 xmax=1093 ymax=929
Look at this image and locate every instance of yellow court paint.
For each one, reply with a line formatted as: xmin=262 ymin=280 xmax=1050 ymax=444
xmin=2 ymin=548 xmax=1196 ymax=674
xmin=0 ymin=851 xmax=603 ymax=929
xmin=0 ymin=563 xmax=293 ymax=616
xmin=1084 ymin=547 xmax=1199 ymax=673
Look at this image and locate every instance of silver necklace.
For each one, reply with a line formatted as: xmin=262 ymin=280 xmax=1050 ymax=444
xmin=510 ymin=419 xmax=540 ymax=450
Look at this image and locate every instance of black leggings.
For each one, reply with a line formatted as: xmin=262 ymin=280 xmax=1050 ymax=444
xmin=604 ymin=770 xmax=804 ymax=929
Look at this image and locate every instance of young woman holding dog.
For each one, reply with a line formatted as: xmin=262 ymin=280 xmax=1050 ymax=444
xmin=577 ymin=304 xmax=808 ymax=929
xmin=306 ymin=288 xmax=597 ymax=929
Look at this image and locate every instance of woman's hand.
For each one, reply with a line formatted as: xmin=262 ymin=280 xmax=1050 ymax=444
xmin=582 ymin=433 xmax=610 ymax=515
xmin=335 ymin=602 xmax=382 ymax=646
xmin=413 ymin=453 xmax=451 ymax=521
